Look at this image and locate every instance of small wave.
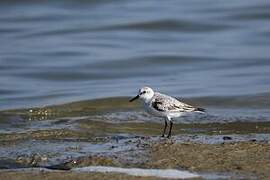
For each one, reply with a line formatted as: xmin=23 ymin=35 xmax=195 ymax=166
xmin=95 ymin=19 xmax=232 ymax=32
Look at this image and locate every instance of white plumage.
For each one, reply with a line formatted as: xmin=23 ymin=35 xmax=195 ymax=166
xmin=130 ymin=87 xmax=205 ymax=138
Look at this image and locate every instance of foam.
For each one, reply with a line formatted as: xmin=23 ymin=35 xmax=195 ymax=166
xmin=73 ymin=166 xmax=200 ymax=179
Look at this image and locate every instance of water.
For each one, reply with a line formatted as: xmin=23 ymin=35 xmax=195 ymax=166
xmin=1 ymin=0 xmax=270 ymax=110
xmin=0 ymin=0 xmax=270 ymax=175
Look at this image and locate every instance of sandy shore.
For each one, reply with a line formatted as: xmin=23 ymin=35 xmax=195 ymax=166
xmin=147 ymin=141 xmax=270 ymax=179
xmin=0 ymin=139 xmax=269 ymax=179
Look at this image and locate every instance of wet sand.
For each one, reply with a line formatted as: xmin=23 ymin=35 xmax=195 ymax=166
xmin=0 ymin=138 xmax=269 ymax=179
xmin=0 ymin=100 xmax=269 ymax=179
xmin=148 ymin=141 xmax=270 ymax=179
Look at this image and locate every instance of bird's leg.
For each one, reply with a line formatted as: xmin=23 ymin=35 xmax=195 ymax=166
xmin=161 ymin=119 xmax=167 ymax=137
xmin=167 ymin=120 xmax=173 ymax=138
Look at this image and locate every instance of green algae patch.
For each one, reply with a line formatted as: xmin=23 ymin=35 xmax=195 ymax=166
xmin=0 ymin=129 xmax=87 ymax=142
xmin=0 ymin=97 xmax=137 ymax=121
xmin=78 ymin=120 xmax=163 ymax=136
xmin=78 ymin=119 xmax=270 ymax=137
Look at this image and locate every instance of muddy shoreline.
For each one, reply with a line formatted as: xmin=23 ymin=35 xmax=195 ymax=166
xmin=0 ymin=135 xmax=269 ymax=179
xmin=149 ymin=141 xmax=270 ymax=179
xmin=0 ymin=100 xmax=269 ymax=179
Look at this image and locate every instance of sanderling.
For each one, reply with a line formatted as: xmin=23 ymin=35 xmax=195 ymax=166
xmin=129 ymin=87 xmax=205 ymax=138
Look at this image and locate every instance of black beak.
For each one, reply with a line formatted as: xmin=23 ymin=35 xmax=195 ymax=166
xmin=129 ymin=95 xmax=139 ymax=102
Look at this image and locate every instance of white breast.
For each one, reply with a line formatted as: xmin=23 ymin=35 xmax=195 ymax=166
xmin=143 ymin=102 xmax=166 ymax=117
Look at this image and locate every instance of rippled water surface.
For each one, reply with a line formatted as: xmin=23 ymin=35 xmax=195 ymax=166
xmin=1 ymin=0 xmax=270 ymax=110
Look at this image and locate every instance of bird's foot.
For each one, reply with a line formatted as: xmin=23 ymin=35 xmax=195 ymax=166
xmin=167 ymin=134 xmax=171 ymax=138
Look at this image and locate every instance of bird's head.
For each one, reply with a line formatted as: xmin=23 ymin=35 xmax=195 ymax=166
xmin=129 ymin=86 xmax=154 ymax=103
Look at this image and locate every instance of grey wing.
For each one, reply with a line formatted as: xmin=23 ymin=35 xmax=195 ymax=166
xmin=152 ymin=93 xmax=204 ymax=112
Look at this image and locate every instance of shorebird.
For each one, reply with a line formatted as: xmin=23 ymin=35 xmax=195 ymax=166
xmin=129 ymin=87 xmax=205 ymax=138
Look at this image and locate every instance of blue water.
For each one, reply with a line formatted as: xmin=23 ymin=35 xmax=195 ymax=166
xmin=0 ymin=0 xmax=270 ymax=110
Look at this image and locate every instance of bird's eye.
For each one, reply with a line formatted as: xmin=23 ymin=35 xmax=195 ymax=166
xmin=139 ymin=91 xmax=147 ymax=95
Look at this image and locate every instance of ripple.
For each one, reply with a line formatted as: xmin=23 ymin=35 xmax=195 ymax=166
xmin=97 ymin=19 xmax=233 ymax=32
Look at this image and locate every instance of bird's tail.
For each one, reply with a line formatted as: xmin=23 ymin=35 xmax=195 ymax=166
xmin=194 ymin=107 xmax=206 ymax=113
